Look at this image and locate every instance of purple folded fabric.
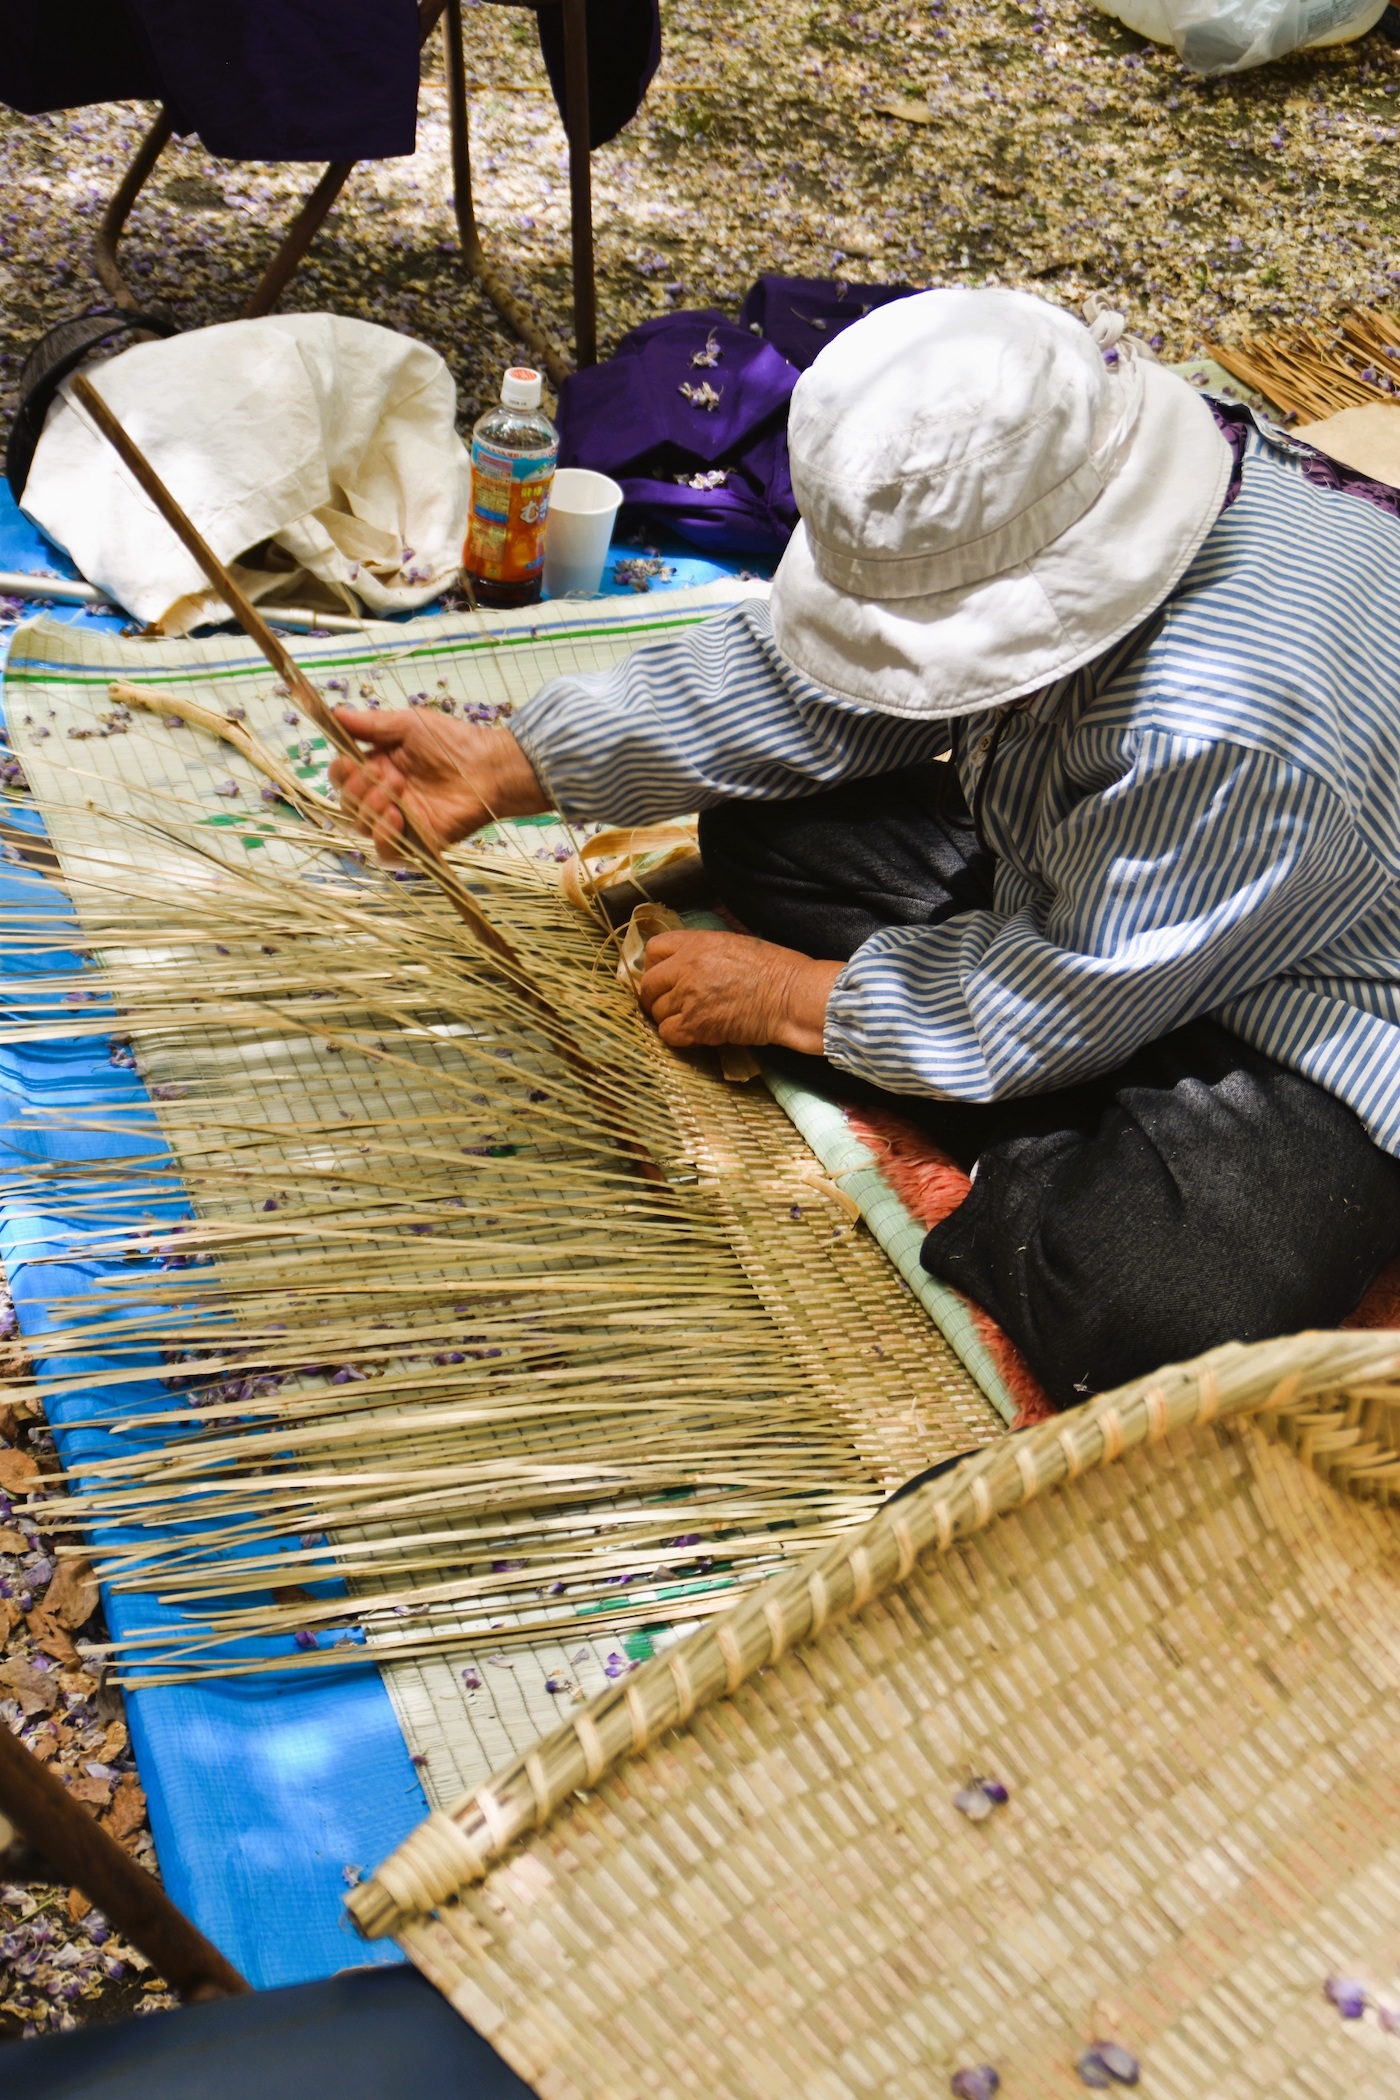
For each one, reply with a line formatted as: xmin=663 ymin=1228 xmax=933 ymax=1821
xmin=558 ymin=280 xmax=923 ymax=555
xmin=557 ymin=308 xmax=801 ymax=554
xmin=0 ymin=0 xmax=660 ymax=160
xmin=739 ymin=273 xmax=919 ymax=371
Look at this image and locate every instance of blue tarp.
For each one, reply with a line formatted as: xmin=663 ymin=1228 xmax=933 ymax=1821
xmin=0 ymin=481 xmax=768 ymax=1986
xmin=0 ymin=489 xmax=430 ymax=1980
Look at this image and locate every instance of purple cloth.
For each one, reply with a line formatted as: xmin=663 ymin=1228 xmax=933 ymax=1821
xmin=558 ymin=278 xmax=919 ymax=555
xmin=557 ymin=308 xmax=801 ymax=555
xmin=738 ymin=274 xmax=918 ymax=372
xmin=0 ymin=0 xmax=160 ymax=115
xmin=0 ymin=0 xmax=420 ymax=160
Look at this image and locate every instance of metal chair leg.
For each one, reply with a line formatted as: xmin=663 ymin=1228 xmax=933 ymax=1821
xmin=242 ymin=161 xmax=355 ymax=318
xmin=93 ymin=109 xmax=174 ymax=312
xmin=560 ymin=0 xmax=598 ymax=369
xmin=444 ymin=0 xmax=574 ymax=385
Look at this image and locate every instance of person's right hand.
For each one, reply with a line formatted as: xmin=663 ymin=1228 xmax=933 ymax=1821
xmin=329 ymin=710 xmax=549 ymax=862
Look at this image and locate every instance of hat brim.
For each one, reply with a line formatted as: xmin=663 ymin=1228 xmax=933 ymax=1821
xmin=769 ymin=362 xmax=1233 ymax=718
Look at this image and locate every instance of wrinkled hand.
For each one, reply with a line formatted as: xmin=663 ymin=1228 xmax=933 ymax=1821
xmin=328 ymin=709 xmax=548 ymax=861
xmin=639 ymin=929 xmax=842 ymax=1054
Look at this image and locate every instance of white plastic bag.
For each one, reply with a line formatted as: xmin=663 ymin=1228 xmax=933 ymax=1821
xmin=1096 ymin=0 xmax=1385 ymax=71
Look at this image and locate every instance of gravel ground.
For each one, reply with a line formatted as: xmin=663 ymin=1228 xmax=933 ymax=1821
xmin=0 ymin=1289 xmax=176 ymax=2041
xmin=0 ymin=0 xmax=1397 ymax=2041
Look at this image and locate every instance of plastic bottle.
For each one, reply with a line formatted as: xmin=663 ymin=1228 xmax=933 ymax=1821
xmin=461 ymin=366 xmax=558 ymax=608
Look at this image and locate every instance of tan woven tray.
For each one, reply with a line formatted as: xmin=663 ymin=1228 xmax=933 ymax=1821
xmin=349 ymin=1327 xmax=1400 ymax=2099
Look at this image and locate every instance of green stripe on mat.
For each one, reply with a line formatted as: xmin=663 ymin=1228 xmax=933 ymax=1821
xmin=761 ymin=1066 xmax=1019 ymax=1427
xmin=679 ymin=908 xmax=1017 ymax=1425
xmin=3 ymin=612 xmax=723 ymax=688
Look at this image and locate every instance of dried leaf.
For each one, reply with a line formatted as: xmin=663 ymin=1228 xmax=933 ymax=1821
xmin=28 ymin=1608 xmax=80 ymax=1665
xmin=66 ymin=1887 xmax=92 ymax=1923
xmin=65 ymin=1773 xmax=113 ymax=1808
xmin=45 ymin=1556 xmax=99 ymax=1630
xmin=0 ymin=1527 xmax=30 ymax=1554
xmin=875 ymin=96 xmax=936 ymax=123
xmin=106 ymin=1773 xmax=147 ymax=1844
xmin=0 ymin=1657 xmax=60 ymax=1715
xmin=0 ymin=1398 xmax=37 ymax=1444
xmin=0 ymin=1447 xmax=38 ymax=1494
xmin=98 ymin=1720 xmax=129 ymax=1762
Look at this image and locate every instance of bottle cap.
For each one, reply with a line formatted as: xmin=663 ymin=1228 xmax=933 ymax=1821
xmin=500 ymin=366 xmax=543 ymax=409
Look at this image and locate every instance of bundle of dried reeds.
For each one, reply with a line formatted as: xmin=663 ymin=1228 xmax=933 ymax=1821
xmin=1209 ymin=306 xmax=1400 ymax=423
xmin=0 ymin=672 xmax=994 ymax=1688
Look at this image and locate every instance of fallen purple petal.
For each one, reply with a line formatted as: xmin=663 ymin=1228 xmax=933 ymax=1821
xmin=1325 ymin=1975 xmax=1368 ymax=2019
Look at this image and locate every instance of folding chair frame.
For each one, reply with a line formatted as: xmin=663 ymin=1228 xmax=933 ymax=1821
xmin=92 ymin=0 xmax=596 ymax=385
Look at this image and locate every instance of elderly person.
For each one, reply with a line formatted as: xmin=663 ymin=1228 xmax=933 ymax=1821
xmin=331 ymin=289 xmax=1400 ymax=1408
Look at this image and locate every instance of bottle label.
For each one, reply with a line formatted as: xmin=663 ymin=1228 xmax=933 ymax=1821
xmin=465 ymin=438 xmax=557 ymax=584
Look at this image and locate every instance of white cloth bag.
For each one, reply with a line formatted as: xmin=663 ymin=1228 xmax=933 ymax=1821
xmin=21 ymin=314 xmax=470 ymax=635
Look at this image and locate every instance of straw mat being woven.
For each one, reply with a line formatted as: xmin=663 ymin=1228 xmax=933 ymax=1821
xmin=350 ymin=1329 xmax=1400 ymax=2100
xmin=0 ymin=596 xmax=1005 ymax=1807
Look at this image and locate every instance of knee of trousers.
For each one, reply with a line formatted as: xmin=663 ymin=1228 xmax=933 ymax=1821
xmin=696 ymin=802 xmax=766 ymax=896
xmin=922 ymin=1121 xmax=1400 ymax=1409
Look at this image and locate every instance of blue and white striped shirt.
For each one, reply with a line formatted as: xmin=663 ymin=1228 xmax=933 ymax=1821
xmin=514 ymin=416 xmax=1400 ymax=1157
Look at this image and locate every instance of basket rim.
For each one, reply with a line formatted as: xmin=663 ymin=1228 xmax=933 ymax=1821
xmin=347 ymin=1324 xmax=1400 ymax=1939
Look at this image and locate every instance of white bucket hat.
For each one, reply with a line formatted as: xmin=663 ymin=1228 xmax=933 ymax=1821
xmin=769 ymin=287 xmax=1232 ymax=719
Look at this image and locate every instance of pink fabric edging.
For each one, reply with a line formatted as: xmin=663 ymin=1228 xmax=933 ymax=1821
xmin=844 ymin=1105 xmax=1057 ymax=1429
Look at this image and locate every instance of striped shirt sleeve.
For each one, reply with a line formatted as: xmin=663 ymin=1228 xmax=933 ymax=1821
xmin=825 ymin=731 xmax=1387 ymax=1102
xmin=512 ymin=598 xmax=950 ymax=822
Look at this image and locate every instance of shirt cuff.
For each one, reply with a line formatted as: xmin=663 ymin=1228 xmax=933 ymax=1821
xmin=821 ymin=923 xmax=995 ymax=1101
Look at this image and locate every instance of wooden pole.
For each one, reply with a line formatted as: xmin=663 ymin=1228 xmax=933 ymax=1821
xmin=0 ymin=1723 xmax=249 ymax=2001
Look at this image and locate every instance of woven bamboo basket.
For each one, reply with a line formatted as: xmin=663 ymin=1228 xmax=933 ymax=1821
xmin=348 ymin=1327 xmax=1400 ymax=2100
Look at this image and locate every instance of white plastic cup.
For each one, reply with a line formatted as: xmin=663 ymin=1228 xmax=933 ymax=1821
xmin=544 ymin=468 xmax=624 ymax=598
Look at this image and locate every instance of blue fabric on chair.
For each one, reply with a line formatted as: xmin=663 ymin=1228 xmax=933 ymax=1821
xmin=12 ymin=1965 xmax=536 ymax=2099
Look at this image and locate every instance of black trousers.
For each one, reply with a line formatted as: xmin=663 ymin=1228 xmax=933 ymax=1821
xmin=15 ymin=1966 xmax=531 ymax=2099
xmin=699 ymin=765 xmax=1400 ymax=1410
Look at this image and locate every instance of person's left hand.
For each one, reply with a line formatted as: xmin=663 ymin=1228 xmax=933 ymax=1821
xmin=638 ymin=929 xmax=842 ymax=1054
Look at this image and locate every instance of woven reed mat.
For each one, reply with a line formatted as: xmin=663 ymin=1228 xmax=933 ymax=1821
xmin=0 ymin=596 xmax=1002 ymax=1807
xmin=349 ymin=1328 xmax=1400 ymax=2100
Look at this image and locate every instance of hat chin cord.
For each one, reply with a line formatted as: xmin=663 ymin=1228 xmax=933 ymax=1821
xmin=1080 ymin=292 xmax=1154 ymax=491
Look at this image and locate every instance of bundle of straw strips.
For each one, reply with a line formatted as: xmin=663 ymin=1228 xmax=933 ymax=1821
xmin=1210 ymin=306 xmax=1400 ymax=423
xmin=0 ymin=606 xmax=999 ymax=1695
